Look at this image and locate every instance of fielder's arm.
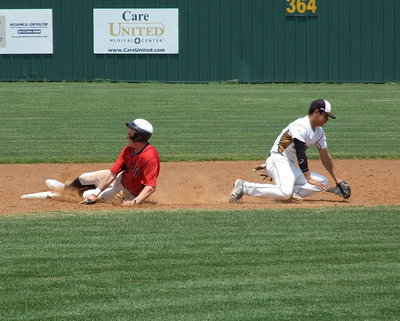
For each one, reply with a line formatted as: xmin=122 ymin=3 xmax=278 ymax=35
xmin=294 ymin=138 xmax=326 ymax=190
xmin=318 ymin=147 xmax=342 ymax=184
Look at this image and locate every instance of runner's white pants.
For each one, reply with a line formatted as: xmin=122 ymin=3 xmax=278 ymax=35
xmin=243 ymin=153 xmax=327 ymax=200
xmin=79 ymin=170 xmax=136 ymax=202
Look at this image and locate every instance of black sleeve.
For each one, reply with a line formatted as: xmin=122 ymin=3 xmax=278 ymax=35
xmin=293 ymin=138 xmax=309 ymax=173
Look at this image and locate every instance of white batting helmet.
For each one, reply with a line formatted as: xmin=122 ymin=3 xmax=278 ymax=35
xmin=126 ymin=118 xmax=153 ymax=142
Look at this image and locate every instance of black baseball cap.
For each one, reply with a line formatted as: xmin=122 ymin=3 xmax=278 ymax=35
xmin=310 ymin=99 xmax=336 ymax=119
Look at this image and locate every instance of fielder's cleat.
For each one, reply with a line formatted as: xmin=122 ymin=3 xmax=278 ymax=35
xmin=45 ymin=179 xmax=65 ymax=191
xmin=290 ymin=192 xmax=304 ymax=204
xmin=230 ymin=179 xmax=244 ymax=203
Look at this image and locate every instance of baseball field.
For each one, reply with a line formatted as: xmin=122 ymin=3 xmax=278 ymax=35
xmin=1 ymin=82 xmax=399 ymax=320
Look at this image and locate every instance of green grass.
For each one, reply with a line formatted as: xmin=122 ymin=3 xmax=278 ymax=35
xmin=0 ymin=82 xmax=399 ymax=163
xmin=1 ymin=82 xmax=399 ymax=320
xmin=1 ymin=207 xmax=399 ymax=321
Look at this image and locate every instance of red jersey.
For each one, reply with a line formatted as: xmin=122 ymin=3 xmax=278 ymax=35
xmin=110 ymin=144 xmax=160 ymax=196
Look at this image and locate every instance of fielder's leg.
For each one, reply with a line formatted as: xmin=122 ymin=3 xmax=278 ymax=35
xmin=293 ymin=171 xmax=328 ymax=198
xmin=242 ymin=154 xmax=296 ymax=200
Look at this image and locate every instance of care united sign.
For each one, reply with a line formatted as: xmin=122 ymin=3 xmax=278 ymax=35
xmin=94 ymin=8 xmax=179 ymax=54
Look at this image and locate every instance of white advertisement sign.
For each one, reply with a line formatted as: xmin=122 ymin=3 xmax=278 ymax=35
xmin=94 ymin=8 xmax=179 ymax=54
xmin=0 ymin=9 xmax=53 ymax=54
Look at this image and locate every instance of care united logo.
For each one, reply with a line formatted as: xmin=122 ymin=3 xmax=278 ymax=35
xmin=109 ymin=10 xmax=165 ymax=45
xmin=109 ymin=11 xmax=165 ymax=44
xmin=94 ymin=8 xmax=179 ymax=54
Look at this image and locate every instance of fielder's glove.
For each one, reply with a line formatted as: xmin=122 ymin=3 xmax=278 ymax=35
xmin=327 ymin=181 xmax=351 ymax=199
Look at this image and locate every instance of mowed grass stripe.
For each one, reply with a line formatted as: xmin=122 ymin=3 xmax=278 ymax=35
xmin=0 ymin=82 xmax=399 ymax=163
xmin=1 ymin=207 xmax=399 ymax=320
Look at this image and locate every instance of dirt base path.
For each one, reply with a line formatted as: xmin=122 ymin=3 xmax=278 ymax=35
xmin=1 ymin=160 xmax=399 ymax=215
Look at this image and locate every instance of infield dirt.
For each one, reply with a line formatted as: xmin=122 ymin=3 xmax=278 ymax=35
xmin=1 ymin=159 xmax=399 ymax=215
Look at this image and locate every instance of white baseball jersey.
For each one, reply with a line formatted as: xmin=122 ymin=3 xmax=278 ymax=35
xmin=269 ymin=115 xmax=327 ymax=164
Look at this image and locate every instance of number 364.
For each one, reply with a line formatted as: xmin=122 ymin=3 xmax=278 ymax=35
xmin=286 ymin=0 xmax=317 ymax=14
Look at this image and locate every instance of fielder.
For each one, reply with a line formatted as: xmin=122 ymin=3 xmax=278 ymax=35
xmin=21 ymin=118 xmax=160 ymax=206
xmin=229 ymin=99 xmax=351 ymax=204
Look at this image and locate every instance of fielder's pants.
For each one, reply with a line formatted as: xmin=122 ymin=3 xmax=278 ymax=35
xmin=243 ymin=153 xmax=327 ymax=200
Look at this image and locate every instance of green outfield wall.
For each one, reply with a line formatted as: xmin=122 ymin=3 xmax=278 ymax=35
xmin=0 ymin=0 xmax=399 ymax=82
